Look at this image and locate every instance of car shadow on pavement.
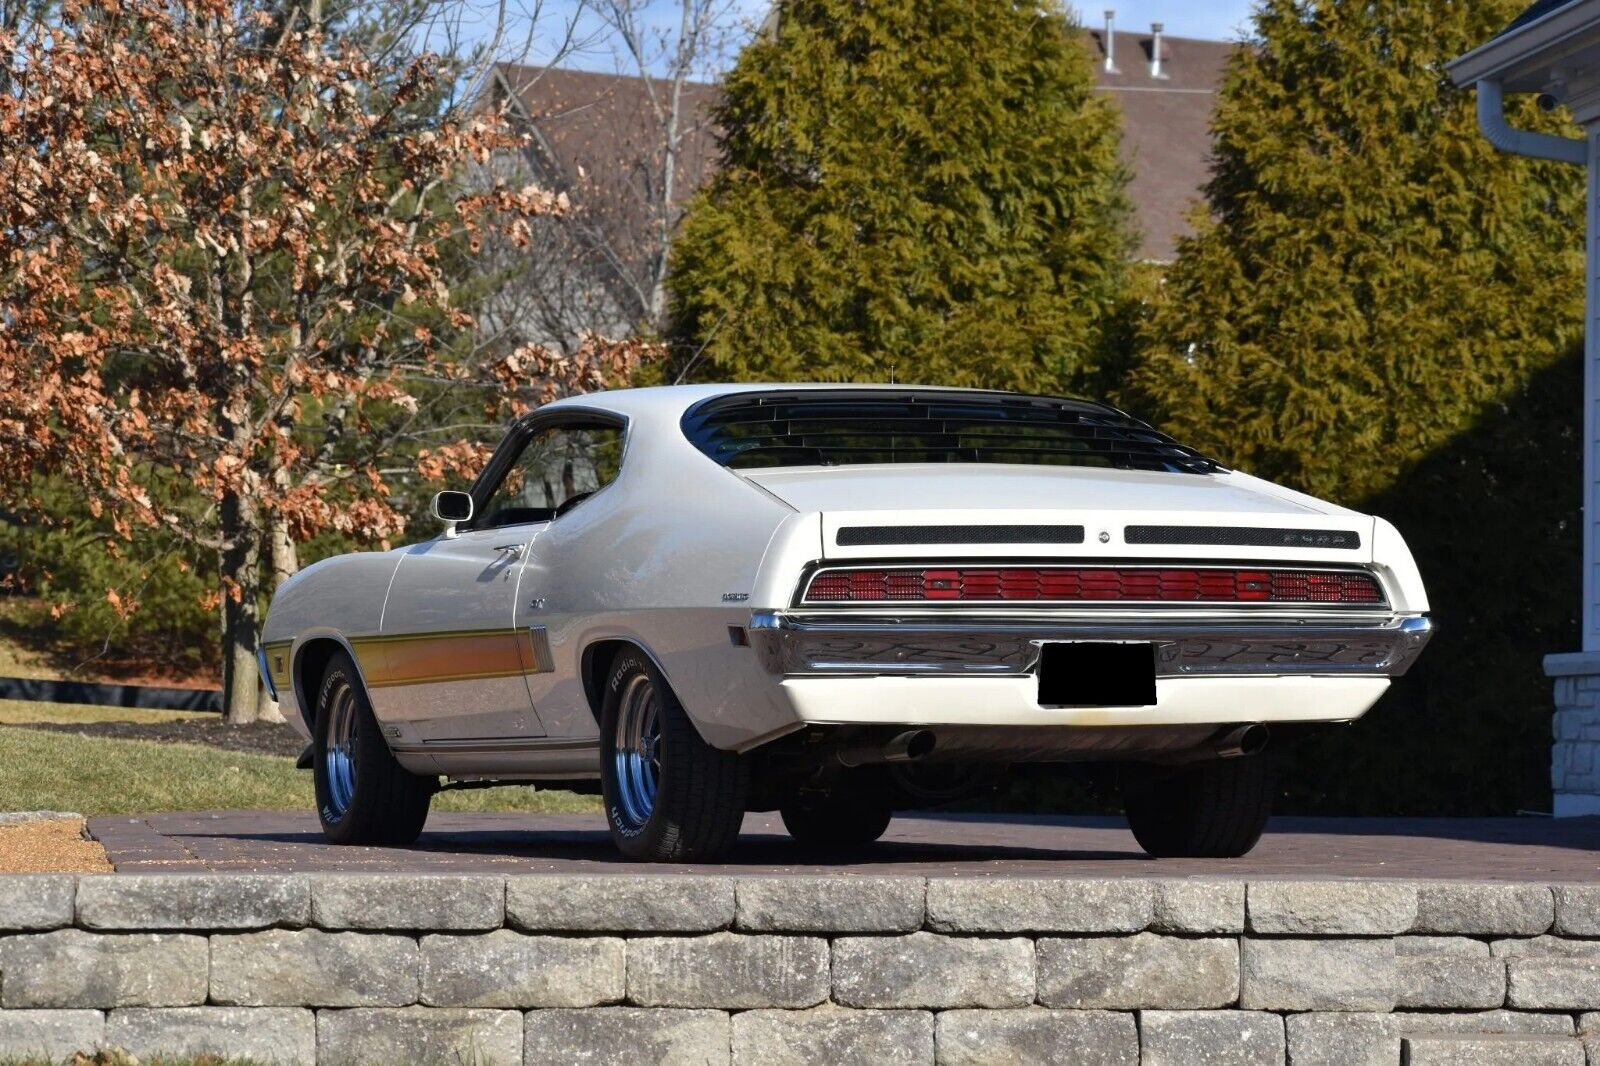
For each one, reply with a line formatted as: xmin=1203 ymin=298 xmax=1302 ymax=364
xmin=85 ymin=810 xmax=1600 ymax=875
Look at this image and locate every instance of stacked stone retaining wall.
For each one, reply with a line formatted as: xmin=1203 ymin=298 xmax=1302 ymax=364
xmin=0 ymin=874 xmax=1597 ymax=1063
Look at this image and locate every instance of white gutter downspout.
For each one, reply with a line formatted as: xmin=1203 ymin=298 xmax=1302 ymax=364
xmin=1476 ymin=78 xmax=1587 ymax=164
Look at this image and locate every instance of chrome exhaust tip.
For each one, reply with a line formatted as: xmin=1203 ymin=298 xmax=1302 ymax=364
xmin=1216 ymin=723 xmax=1269 ymax=759
xmin=836 ymin=729 xmax=937 ymax=768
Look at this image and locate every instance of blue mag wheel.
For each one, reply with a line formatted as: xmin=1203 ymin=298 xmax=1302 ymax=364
xmin=598 ymin=649 xmax=747 ymax=862
xmin=311 ymin=649 xmax=433 ymax=846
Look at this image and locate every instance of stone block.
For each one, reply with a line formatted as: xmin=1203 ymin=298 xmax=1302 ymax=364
xmin=1035 ymin=933 xmax=1237 ymax=1009
xmin=832 ymin=932 xmax=1032 ymax=1009
xmin=1152 ymin=880 xmax=1246 ymax=934
xmin=0 ymin=930 xmax=206 ymax=1008
xmin=209 ymin=928 xmax=417 ymax=1007
xmin=105 ymin=1007 xmax=314 ymax=1064
xmin=78 ymin=874 xmax=308 ymax=931
xmin=1402 ymin=1034 xmax=1585 ymax=1065
xmin=1508 ymin=956 xmax=1600 ymax=1009
xmin=1492 ymin=935 xmax=1600 ymax=958
xmin=1556 ymin=885 xmax=1600 ymax=935
xmin=1394 ymin=937 xmax=1504 ymax=1010
xmin=924 ymin=878 xmax=1151 ymax=933
xmin=627 ymin=933 xmax=828 ymax=1009
xmin=0 ymin=1009 xmax=103 ymax=1061
xmin=935 ymin=1008 xmax=1138 ymax=1065
xmin=732 ymin=1006 xmax=932 ymax=1065
xmin=316 ymin=1007 xmax=522 ymax=1065
xmin=1414 ymin=883 xmax=1553 ymax=936
xmin=1139 ymin=1010 xmax=1286 ymax=1066
xmin=508 ymin=875 xmax=733 ymax=933
xmin=735 ymin=877 xmax=924 ymax=933
xmin=1398 ymin=936 xmax=1490 ymax=956
xmin=524 ymin=1007 xmax=729 ymax=1065
xmin=1239 ymin=938 xmax=1395 ymax=1011
xmin=0 ymin=876 xmax=76 ymax=931
xmin=1285 ymin=1010 xmax=1574 ymax=1066
xmin=1247 ymin=880 xmax=1416 ymax=935
xmin=310 ymin=874 xmax=503 ymax=930
xmin=420 ymin=931 xmax=623 ymax=1008
xmin=1397 ymin=956 xmax=1506 ymax=1010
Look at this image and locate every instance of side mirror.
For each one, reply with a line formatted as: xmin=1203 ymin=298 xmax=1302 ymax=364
xmin=431 ymin=490 xmax=474 ymax=533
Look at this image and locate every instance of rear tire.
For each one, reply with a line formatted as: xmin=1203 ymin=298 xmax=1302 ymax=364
xmin=781 ymin=785 xmax=893 ymax=850
xmin=313 ymin=649 xmax=433 ymax=845
xmin=599 ymin=649 xmax=747 ymax=862
xmin=1122 ymin=754 xmax=1274 ymax=858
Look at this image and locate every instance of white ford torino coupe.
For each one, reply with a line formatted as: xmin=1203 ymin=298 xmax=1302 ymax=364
xmin=259 ymin=384 xmax=1432 ymax=861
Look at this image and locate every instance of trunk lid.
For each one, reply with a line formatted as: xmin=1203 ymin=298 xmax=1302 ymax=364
xmin=739 ymin=464 xmax=1375 ymax=563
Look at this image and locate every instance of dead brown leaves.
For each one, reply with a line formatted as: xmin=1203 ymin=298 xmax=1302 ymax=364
xmin=0 ymin=0 xmax=656 ymax=628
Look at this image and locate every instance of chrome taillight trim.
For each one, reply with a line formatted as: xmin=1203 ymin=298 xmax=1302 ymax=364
xmin=798 ymin=563 xmax=1390 ymax=610
xmin=748 ymin=612 xmax=1432 ymax=679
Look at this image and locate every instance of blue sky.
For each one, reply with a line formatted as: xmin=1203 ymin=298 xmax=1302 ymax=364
xmin=509 ymin=2 xmax=1261 ymax=78
xmin=1079 ymin=3 xmax=1258 ymax=43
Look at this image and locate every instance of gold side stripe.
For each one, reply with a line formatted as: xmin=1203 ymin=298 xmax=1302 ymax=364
xmin=349 ymin=626 xmax=554 ymax=689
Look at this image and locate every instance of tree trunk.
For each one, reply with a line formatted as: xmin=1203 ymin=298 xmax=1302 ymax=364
xmin=218 ymin=489 xmax=263 ymax=725
xmin=254 ymin=508 xmax=298 ymax=724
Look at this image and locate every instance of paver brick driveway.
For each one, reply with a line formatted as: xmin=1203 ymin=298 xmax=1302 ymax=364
xmin=87 ymin=810 xmax=1600 ymax=879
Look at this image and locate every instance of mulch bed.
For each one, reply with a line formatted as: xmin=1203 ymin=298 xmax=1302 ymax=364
xmin=14 ymin=718 xmax=307 ymax=759
xmin=0 ymin=817 xmax=113 ymax=873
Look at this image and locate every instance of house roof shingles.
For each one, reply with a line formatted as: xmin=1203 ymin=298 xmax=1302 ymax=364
xmin=1091 ymin=29 xmax=1231 ymax=261
xmin=497 ymin=27 xmax=1232 ymax=264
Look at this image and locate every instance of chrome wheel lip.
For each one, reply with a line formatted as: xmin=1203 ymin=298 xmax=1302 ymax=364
xmin=323 ymin=681 xmax=359 ymax=821
xmin=612 ymin=672 xmax=661 ymax=829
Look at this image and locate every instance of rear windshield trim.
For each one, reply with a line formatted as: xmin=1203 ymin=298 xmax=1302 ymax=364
xmin=680 ymin=388 xmax=1222 ymax=475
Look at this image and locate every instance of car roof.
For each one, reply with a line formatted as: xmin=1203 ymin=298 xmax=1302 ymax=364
xmin=541 ymin=383 xmax=1126 ymax=421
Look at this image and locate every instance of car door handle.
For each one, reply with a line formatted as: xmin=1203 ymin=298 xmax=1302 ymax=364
xmin=492 ymin=543 xmax=524 ymax=558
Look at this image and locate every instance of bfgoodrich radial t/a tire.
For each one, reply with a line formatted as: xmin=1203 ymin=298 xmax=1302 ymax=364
xmin=313 ymin=649 xmax=433 ymax=845
xmin=600 ymin=649 xmax=748 ymax=862
xmin=1121 ymin=754 xmax=1275 ymax=859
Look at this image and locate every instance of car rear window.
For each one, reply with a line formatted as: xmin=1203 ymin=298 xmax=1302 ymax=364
xmin=681 ymin=389 xmax=1220 ymax=474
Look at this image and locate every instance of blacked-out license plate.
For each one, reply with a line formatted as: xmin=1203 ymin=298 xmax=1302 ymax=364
xmin=1037 ymin=642 xmax=1157 ymax=707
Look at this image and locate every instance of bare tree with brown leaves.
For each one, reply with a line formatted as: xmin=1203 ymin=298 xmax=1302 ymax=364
xmin=485 ymin=0 xmax=748 ymax=349
xmin=0 ymin=0 xmax=653 ymax=722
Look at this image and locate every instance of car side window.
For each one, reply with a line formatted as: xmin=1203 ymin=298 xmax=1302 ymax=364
xmin=475 ymin=423 xmax=625 ymax=531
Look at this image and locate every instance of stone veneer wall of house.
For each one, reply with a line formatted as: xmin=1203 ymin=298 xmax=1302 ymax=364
xmin=1550 ymin=655 xmax=1600 ymax=817
xmin=0 ymin=874 xmax=1598 ymax=1064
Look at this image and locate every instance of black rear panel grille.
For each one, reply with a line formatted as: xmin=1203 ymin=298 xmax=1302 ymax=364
xmin=683 ymin=389 xmax=1222 ymax=474
xmin=1125 ymin=525 xmax=1362 ymax=550
xmin=837 ymin=524 xmax=1086 ymax=546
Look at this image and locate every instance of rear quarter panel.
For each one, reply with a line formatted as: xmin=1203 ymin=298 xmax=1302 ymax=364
xmin=519 ymin=399 xmax=802 ymax=748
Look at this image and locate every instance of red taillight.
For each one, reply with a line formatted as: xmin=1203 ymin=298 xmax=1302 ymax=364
xmin=802 ymin=567 xmax=1385 ymax=606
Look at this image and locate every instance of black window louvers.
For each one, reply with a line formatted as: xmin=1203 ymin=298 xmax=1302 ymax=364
xmin=837 ymin=524 xmax=1086 ymax=546
xmin=1125 ymin=525 xmax=1363 ymax=549
xmin=681 ymin=389 xmax=1223 ymax=475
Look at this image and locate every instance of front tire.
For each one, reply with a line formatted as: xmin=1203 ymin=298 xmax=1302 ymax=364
xmin=1122 ymin=754 xmax=1274 ymax=858
xmin=599 ymin=650 xmax=747 ymax=862
xmin=313 ymin=650 xmax=432 ymax=845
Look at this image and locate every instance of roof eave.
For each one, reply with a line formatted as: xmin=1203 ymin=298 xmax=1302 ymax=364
xmin=1449 ymin=0 xmax=1600 ymax=89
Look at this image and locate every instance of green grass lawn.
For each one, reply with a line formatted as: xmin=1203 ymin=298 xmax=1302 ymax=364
xmin=0 ymin=715 xmax=598 ymax=817
xmin=0 ymin=698 xmax=199 ymax=724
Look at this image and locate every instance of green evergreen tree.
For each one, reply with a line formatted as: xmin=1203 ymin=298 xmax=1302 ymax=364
xmin=1128 ymin=0 xmax=1584 ymax=504
xmin=664 ymin=0 xmax=1133 ymax=389
xmin=1121 ymin=0 xmax=1588 ymax=816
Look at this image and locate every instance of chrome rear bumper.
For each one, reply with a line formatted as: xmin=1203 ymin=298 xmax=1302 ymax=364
xmin=748 ymin=612 xmax=1432 ymax=679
